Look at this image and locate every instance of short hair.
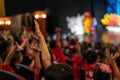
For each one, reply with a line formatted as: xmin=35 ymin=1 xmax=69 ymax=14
xmin=93 ymin=67 xmax=110 ymax=80
xmin=86 ymin=49 xmax=98 ymax=64
xmin=0 ymin=40 xmax=9 ymax=52
xmin=49 ymin=40 xmax=56 ymax=49
xmin=10 ymin=51 xmax=23 ymax=66
xmin=44 ymin=64 xmax=74 ymax=80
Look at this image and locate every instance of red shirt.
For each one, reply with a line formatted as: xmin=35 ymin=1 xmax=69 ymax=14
xmin=0 ymin=66 xmax=2 ymax=70
xmin=1 ymin=64 xmax=26 ymax=80
xmin=34 ymin=74 xmax=39 ymax=80
xmin=2 ymin=64 xmax=15 ymax=73
xmin=52 ymin=45 xmax=66 ymax=64
xmin=84 ymin=63 xmax=97 ymax=80
xmin=70 ymin=54 xmax=83 ymax=80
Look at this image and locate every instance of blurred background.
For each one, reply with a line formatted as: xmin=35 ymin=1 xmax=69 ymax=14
xmin=0 ymin=0 xmax=120 ymax=44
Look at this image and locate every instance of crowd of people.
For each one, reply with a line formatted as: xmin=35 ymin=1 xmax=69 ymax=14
xmin=0 ymin=20 xmax=120 ymax=80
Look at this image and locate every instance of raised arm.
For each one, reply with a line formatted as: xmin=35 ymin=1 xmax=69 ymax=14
xmin=55 ymin=27 xmax=61 ymax=47
xmin=34 ymin=20 xmax=51 ymax=69
xmin=111 ymin=52 xmax=120 ymax=80
xmin=4 ymin=40 xmax=25 ymax=65
xmin=29 ymin=42 xmax=41 ymax=80
xmin=4 ymin=45 xmax=17 ymax=65
xmin=75 ymin=37 xmax=82 ymax=56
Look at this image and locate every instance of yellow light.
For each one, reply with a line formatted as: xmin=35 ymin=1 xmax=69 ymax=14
xmin=34 ymin=11 xmax=47 ymax=19
xmin=0 ymin=17 xmax=11 ymax=26
xmin=41 ymin=14 xmax=47 ymax=18
xmin=0 ymin=21 xmax=4 ymax=25
xmin=34 ymin=14 xmax=40 ymax=19
xmin=5 ymin=20 xmax=11 ymax=25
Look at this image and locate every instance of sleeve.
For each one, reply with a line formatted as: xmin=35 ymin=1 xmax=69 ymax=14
xmin=34 ymin=74 xmax=39 ymax=80
xmin=55 ymin=45 xmax=66 ymax=64
xmin=2 ymin=64 xmax=15 ymax=73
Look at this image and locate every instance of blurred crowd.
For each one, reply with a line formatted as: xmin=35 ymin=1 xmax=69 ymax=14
xmin=0 ymin=20 xmax=120 ymax=80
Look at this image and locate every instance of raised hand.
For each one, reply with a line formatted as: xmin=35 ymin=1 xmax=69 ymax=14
xmin=111 ymin=52 xmax=120 ymax=61
xmin=16 ymin=42 xmax=24 ymax=51
xmin=55 ymin=27 xmax=61 ymax=33
xmin=29 ymin=42 xmax=41 ymax=53
xmin=34 ymin=20 xmax=41 ymax=35
xmin=34 ymin=20 xmax=51 ymax=69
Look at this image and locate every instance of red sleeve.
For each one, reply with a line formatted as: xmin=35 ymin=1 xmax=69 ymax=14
xmin=20 ymin=38 xmax=24 ymax=45
xmin=2 ymin=64 xmax=15 ymax=73
xmin=34 ymin=74 xmax=39 ymax=80
xmin=2 ymin=64 xmax=26 ymax=80
xmin=55 ymin=45 xmax=66 ymax=64
xmin=0 ymin=66 xmax=2 ymax=70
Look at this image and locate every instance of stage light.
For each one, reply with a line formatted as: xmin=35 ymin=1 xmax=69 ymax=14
xmin=34 ymin=11 xmax=47 ymax=19
xmin=5 ymin=20 xmax=11 ymax=25
xmin=41 ymin=14 xmax=46 ymax=19
xmin=34 ymin=14 xmax=40 ymax=19
xmin=0 ymin=17 xmax=11 ymax=27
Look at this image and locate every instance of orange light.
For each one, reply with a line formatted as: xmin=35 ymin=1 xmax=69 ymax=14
xmin=34 ymin=11 xmax=47 ymax=19
xmin=0 ymin=17 xmax=11 ymax=26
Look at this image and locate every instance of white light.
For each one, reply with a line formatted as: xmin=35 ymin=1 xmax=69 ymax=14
xmin=5 ymin=21 xmax=11 ymax=25
xmin=0 ymin=21 xmax=4 ymax=25
xmin=66 ymin=14 xmax=84 ymax=35
xmin=34 ymin=14 xmax=40 ymax=19
xmin=41 ymin=14 xmax=47 ymax=18
xmin=106 ymin=26 xmax=120 ymax=33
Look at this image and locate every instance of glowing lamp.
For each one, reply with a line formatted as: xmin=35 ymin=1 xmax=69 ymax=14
xmin=41 ymin=14 xmax=47 ymax=19
xmin=0 ymin=17 xmax=11 ymax=26
xmin=34 ymin=11 xmax=47 ymax=19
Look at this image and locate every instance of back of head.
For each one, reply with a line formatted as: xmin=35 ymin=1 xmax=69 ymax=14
xmin=93 ymin=68 xmax=110 ymax=80
xmin=86 ymin=49 xmax=98 ymax=64
xmin=44 ymin=64 xmax=74 ymax=80
xmin=0 ymin=40 xmax=9 ymax=52
xmin=49 ymin=40 xmax=56 ymax=49
xmin=11 ymin=51 xmax=23 ymax=67
xmin=93 ymin=63 xmax=111 ymax=80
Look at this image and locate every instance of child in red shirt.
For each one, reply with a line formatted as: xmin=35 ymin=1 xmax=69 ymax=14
xmin=83 ymin=49 xmax=98 ymax=80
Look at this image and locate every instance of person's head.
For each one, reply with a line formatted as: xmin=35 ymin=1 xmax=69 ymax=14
xmin=97 ymin=50 xmax=106 ymax=63
xmin=49 ymin=40 xmax=56 ymax=50
xmin=0 ymin=40 xmax=10 ymax=53
xmin=86 ymin=49 xmax=98 ymax=64
xmin=93 ymin=63 xmax=111 ymax=80
xmin=43 ymin=64 xmax=74 ymax=80
xmin=84 ymin=12 xmax=91 ymax=18
xmin=11 ymin=51 xmax=23 ymax=66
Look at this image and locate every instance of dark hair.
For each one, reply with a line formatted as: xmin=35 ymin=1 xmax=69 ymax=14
xmin=116 ymin=56 xmax=120 ymax=67
xmin=11 ymin=32 xmax=21 ymax=44
xmin=49 ymin=40 xmax=56 ymax=49
xmin=93 ymin=67 xmax=110 ymax=80
xmin=44 ymin=64 xmax=74 ymax=80
xmin=97 ymin=50 xmax=106 ymax=63
xmin=69 ymin=39 xmax=76 ymax=45
xmin=10 ymin=51 xmax=23 ymax=66
xmin=86 ymin=49 xmax=98 ymax=64
xmin=0 ymin=40 xmax=9 ymax=52
xmin=70 ymin=47 xmax=77 ymax=54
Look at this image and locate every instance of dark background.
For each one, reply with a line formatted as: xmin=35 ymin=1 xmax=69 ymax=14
xmin=45 ymin=0 xmax=107 ymax=34
xmin=4 ymin=0 xmax=107 ymax=41
xmin=4 ymin=0 xmax=46 ymax=16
